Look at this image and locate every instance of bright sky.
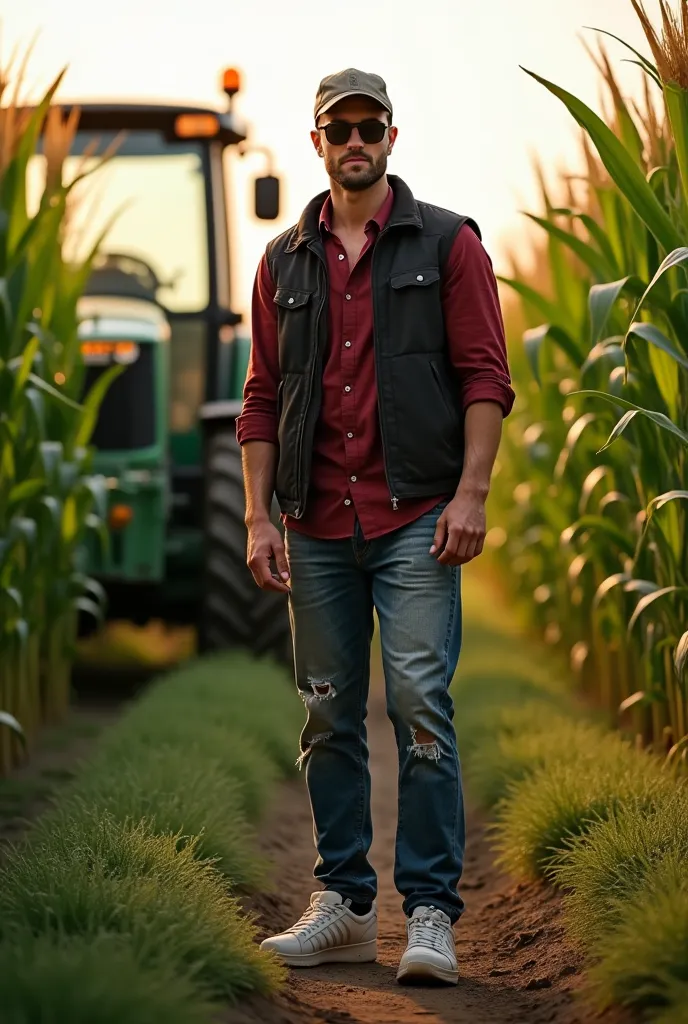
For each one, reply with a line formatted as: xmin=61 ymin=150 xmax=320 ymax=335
xmin=8 ymin=0 xmax=652 ymax=318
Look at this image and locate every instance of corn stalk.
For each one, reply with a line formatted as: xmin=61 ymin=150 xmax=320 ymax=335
xmin=493 ymin=1 xmax=688 ymax=759
xmin=0 ymin=58 xmax=119 ymax=773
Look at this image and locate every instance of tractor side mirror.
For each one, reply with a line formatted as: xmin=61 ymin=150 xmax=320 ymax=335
xmin=254 ymin=175 xmax=280 ymax=220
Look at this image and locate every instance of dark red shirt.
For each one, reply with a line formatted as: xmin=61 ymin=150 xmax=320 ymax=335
xmin=236 ymin=186 xmax=514 ymax=540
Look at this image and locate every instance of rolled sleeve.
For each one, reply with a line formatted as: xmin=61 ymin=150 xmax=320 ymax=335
xmin=235 ymin=254 xmax=281 ymax=446
xmin=442 ymin=224 xmax=515 ymax=418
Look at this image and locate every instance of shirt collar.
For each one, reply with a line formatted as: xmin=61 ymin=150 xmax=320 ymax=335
xmin=319 ymin=184 xmax=394 ymax=236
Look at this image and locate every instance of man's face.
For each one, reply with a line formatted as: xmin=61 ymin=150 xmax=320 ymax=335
xmin=311 ymin=97 xmax=398 ymax=192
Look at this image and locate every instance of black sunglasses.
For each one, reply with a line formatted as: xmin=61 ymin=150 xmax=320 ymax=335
xmin=318 ymin=119 xmax=390 ymax=146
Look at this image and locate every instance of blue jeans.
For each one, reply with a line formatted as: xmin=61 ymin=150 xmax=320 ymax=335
xmin=285 ymin=504 xmax=465 ymax=923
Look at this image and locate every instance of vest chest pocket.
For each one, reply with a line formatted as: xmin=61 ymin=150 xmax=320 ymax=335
xmin=273 ymin=286 xmax=313 ymax=309
xmin=273 ymin=287 xmax=314 ymax=372
xmin=390 ymin=267 xmax=440 ymax=290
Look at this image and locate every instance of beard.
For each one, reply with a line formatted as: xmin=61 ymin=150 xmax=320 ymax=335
xmin=326 ymin=149 xmax=388 ymax=192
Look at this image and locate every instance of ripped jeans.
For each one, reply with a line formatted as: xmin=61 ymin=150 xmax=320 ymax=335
xmin=285 ymin=503 xmax=465 ymax=923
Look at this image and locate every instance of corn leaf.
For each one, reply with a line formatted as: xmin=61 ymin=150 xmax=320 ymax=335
xmin=630 ymin=247 xmax=688 ymax=323
xmin=575 ymin=390 xmax=688 ymax=446
xmin=583 ymin=27 xmax=662 ymax=86
xmin=524 ymin=212 xmax=615 ymax=280
xmin=524 ymin=323 xmax=583 ymax=384
xmin=625 ymin=321 xmax=688 ymax=370
xmin=628 ymin=586 xmax=688 ymax=635
xmin=521 ymin=68 xmax=683 ymax=254
xmin=675 ymin=630 xmax=688 ymax=682
xmin=496 ymin=276 xmax=562 ymax=324
xmin=589 ymin=277 xmax=644 ymax=345
xmin=75 ymin=364 xmax=125 ymax=448
xmin=0 ymin=712 xmax=25 ymax=743
xmin=568 ymin=514 xmax=637 ymax=557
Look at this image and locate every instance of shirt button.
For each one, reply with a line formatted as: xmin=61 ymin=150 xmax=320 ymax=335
xmin=344 ymin=385 xmax=351 ymax=393
xmin=347 ymin=432 xmax=354 ymax=438
xmin=345 ymin=293 xmax=352 ymax=300
xmin=288 ymin=296 xmax=295 ymax=303
xmin=350 ymin=475 xmax=357 ymax=483
xmin=338 ymin=254 xmax=345 ymax=261
xmin=416 ymin=274 xmax=424 ymax=282
xmin=344 ymin=499 xmax=351 ymax=506
xmin=344 ymin=341 xmax=351 ymax=348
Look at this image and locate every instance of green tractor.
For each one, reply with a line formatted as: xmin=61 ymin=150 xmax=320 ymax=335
xmin=55 ymin=70 xmax=291 ymax=662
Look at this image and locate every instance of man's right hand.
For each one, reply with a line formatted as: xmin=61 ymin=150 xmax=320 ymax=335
xmin=246 ymin=519 xmax=291 ymax=594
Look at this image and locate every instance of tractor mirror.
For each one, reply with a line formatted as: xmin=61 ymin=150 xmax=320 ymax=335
xmin=254 ymin=175 xmax=280 ymax=220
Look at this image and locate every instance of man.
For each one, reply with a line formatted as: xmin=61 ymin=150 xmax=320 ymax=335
xmin=236 ymin=68 xmax=514 ymax=986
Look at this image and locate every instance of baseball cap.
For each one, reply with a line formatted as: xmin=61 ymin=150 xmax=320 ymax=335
xmin=314 ymin=69 xmax=393 ymax=122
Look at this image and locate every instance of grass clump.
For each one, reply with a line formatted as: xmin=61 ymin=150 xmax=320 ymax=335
xmin=0 ymin=811 xmax=283 ymax=1002
xmin=468 ymin=710 xmax=607 ymax=808
xmin=585 ymin=856 xmax=688 ymax=1018
xmin=61 ymin=745 xmax=267 ymax=889
xmin=494 ymin=738 xmax=672 ymax=878
xmin=550 ymin=784 xmax=688 ymax=946
xmin=150 ymin=652 xmax=302 ymax=773
xmin=0 ymin=931 xmax=215 ymax=1024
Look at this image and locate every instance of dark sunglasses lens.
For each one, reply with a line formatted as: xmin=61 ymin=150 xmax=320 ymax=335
xmin=324 ymin=123 xmax=352 ymax=145
xmin=323 ymin=121 xmax=387 ymax=145
xmin=358 ymin=121 xmax=387 ymax=144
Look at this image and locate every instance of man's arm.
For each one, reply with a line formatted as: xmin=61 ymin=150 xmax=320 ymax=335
xmin=236 ymin=256 xmax=290 ymax=593
xmin=431 ymin=224 xmax=515 ymax=566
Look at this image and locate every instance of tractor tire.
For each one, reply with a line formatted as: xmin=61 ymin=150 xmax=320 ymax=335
xmin=201 ymin=425 xmax=292 ymax=666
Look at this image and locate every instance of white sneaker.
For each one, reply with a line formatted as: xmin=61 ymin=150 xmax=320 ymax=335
xmin=396 ymin=906 xmax=458 ymax=985
xmin=260 ymin=891 xmax=377 ymax=967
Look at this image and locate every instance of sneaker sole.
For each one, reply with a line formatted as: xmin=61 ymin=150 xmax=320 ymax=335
xmin=263 ymin=939 xmax=377 ymax=968
xmin=396 ymin=959 xmax=458 ymax=986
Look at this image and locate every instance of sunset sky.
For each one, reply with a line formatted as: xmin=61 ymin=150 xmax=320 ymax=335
xmin=8 ymin=0 xmax=652 ymax=318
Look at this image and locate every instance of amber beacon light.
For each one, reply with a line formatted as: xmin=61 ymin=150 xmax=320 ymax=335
xmin=222 ymin=68 xmax=241 ymax=99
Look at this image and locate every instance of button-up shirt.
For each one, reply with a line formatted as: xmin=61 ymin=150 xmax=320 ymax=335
xmin=237 ymin=186 xmax=514 ymax=540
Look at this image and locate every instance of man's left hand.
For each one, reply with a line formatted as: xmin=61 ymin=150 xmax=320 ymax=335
xmin=429 ymin=490 xmax=486 ymax=566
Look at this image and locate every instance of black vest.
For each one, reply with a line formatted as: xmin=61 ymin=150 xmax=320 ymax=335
xmin=266 ymin=175 xmax=480 ymax=519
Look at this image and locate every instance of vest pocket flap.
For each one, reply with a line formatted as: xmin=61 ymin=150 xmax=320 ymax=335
xmin=390 ymin=267 xmax=440 ymax=289
xmin=274 ymin=286 xmax=312 ymax=309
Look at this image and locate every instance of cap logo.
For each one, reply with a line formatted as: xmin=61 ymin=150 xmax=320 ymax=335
xmin=348 ymin=72 xmax=359 ymax=87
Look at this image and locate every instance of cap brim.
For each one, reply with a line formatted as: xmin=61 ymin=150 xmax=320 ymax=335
xmin=315 ymin=89 xmax=392 ymax=120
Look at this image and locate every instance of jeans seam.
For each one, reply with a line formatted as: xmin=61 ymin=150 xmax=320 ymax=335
xmin=443 ymin=567 xmax=460 ymax=871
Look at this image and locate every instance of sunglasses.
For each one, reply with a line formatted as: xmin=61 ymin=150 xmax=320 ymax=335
xmin=318 ymin=119 xmax=390 ymax=146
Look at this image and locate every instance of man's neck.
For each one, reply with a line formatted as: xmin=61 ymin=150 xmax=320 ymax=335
xmin=329 ymin=175 xmax=389 ymax=234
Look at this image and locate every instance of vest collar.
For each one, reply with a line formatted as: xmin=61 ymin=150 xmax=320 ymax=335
xmin=285 ymin=174 xmax=423 ymax=252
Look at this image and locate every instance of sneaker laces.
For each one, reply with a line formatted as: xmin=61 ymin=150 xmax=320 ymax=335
xmin=289 ymin=899 xmax=342 ymax=937
xmin=408 ymin=907 xmax=453 ymax=953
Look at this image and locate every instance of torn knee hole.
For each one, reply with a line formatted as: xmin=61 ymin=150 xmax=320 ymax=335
xmin=295 ymin=731 xmax=332 ymax=770
xmin=407 ymin=726 xmax=441 ymax=761
xmin=301 ymin=678 xmax=337 ymax=705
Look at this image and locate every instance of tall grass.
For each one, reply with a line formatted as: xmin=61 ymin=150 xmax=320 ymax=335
xmin=0 ymin=56 xmax=119 ymax=773
xmin=492 ymin=0 xmax=688 ymax=757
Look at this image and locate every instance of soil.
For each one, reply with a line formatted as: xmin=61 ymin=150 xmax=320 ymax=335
xmin=233 ymin=660 xmax=631 ymax=1024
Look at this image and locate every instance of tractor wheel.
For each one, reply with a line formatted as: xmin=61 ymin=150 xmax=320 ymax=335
xmin=201 ymin=425 xmax=292 ymax=666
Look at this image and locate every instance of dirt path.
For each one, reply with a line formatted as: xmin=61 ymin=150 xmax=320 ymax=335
xmin=239 ymin=657 xmax=629 ymax=1024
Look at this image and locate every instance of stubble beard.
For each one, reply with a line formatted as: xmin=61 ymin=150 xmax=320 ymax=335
xmin=327 ymin=150 xmax=388 ymax=192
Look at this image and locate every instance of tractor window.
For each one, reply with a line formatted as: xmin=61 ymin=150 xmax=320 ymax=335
xmin=27 ymin=132 xmax=209 ymax=313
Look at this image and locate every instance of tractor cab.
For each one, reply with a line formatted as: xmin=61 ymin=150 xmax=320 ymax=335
xmin=31 ymin=71 xmax=291 ymax=659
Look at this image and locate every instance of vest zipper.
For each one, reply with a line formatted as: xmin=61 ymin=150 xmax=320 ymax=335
xmin=370 ymin=226 xmax=399 ymax=509
xmin=294 ymin=253 xmax=328 ymax=518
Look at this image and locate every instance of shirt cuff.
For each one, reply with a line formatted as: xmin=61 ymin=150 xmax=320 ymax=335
xmin=235 ymin=413 xmax=279 ymax=446
xmin=462 ymin=380 xmax=515 ymax=417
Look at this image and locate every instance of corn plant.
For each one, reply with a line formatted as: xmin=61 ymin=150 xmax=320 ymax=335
xmin=0 ymin=58 xmax=119 ymax=773
xmin=492 ymin=0 xmax=688 ymax=759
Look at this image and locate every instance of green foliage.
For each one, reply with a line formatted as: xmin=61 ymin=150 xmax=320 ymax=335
xmin=492 ymin=3 xmax=688 ymax=756
xmin=0 ymin=931 xmax=215 ymax=1024
xmin=0 ymin=814 xmax=282 ymax=1001
xmin=0 ymin=653 xmax=297 ymax=1016
xmin=493 ymin=735 xmax=671 ymax=879
xmin=0 ymin=64 xmax=119 ymax=771
xmin=550 ymin=785 xmax=688 ymax=946
xmin=585 ymin=856 xmax=688 ymax=1017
